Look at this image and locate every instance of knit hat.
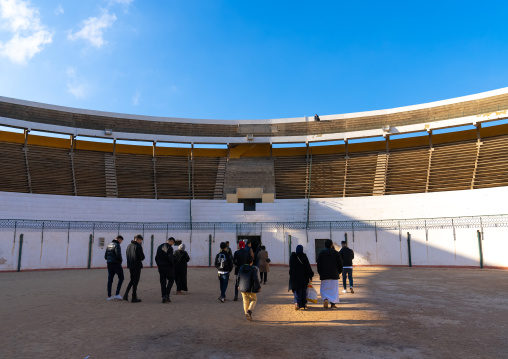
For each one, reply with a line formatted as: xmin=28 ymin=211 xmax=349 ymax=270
xmin=238 ymin=241 xmax=246 ymax=249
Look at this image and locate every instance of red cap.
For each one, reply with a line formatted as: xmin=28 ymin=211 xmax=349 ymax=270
xmin=238 ymin=241 xmax=246 ymax=249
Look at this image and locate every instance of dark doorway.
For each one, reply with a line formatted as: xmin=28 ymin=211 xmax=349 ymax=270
xmin=237 ymin=235 xmax=261 ymax=253
xmin=238 ymin=198 xmax=262 ymax=211
xmin=315 ymin=239 xmax=328 ymax=263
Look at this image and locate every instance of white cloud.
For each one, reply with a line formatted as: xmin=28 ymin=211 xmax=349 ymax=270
xmin=0 ymin=0 xmax=53 ymax=64
xmin=55 ymin=5 xmax=63 ymax=15
xmin=132 ymin=90 xmax=140 ymax=105
xmin=66 ymin=66 xmax=87 ymax=98
xmin=68 ymin=9 xmax=116 ymax=48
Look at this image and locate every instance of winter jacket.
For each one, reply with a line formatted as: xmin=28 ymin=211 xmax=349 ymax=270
xmin=237 ymin=264 xmax=261 ymax=293
xmin=126 ymin=241 xmax=145 ymax=270
xmin=233 ymin=249 xmax=249 ymax=275
xmin=257 ymin=250 xmax=270 ymax=272
xmin=317 ymin=248 xmax=343 ymax=280
xmin=215 ymin=250 xmax=233 ymax=272
xmin=104 ymin=240 xmax=122 ymax=265
xmin=155 ymin=243 xmax=174 ymax=268
xmin=289 ymin=252 xmax=314 ymax=291
xmin=338 ymin=247 xmax=354 ymax=267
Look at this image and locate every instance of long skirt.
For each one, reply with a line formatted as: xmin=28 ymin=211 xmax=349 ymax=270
xmin=174 ymin=266 xmax=188 ymax=292
xmin=293 ymin=287 xmax=307 ymax=308
xmin=320 ymin=279 xmax=340 ymax=304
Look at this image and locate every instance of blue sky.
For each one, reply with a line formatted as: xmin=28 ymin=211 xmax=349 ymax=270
xmin=1 ymin=0 xmax=508 ymax=121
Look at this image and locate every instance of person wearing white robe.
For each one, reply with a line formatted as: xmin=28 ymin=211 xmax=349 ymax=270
xmin=317 ymin=239 xmax=343 ymax=308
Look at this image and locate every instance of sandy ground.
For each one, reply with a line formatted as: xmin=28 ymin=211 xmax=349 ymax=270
xmin=0 ymin=266 xmax=507 ymax=359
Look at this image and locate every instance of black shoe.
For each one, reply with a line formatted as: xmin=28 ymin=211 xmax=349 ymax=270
xmin=330 ymin=303 xmax=337 ymax=309
xmin=246 ymin=310 xmax=252 ymax=321
xmin=123 ymin=293 xmax=129 ymax=301
xmin=162 ymin=296 xmax=171 ymax=303
xmin=233 ymin=296 xmax=238 ymax=301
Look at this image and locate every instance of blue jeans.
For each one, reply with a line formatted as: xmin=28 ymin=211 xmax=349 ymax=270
xmin=342 ymin=268 xmax=353 ymax=289
xmin=107 ymin=263 xmax=124 ymax=297
xmin=219 ymin=272 xmax=229 ymax=298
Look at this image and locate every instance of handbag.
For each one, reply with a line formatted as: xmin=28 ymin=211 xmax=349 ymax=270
xmin=266 ymin=258 xmax=271 ymax=263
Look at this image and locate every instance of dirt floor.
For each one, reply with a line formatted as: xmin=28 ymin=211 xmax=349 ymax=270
xmin=0 ymin=266 xmax=507 ymax=359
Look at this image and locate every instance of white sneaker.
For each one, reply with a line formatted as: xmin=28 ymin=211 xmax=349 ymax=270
xmin=107 ymin=296 xmax=114 ymax=300
xmin=113 ymin=294 xmax=123 ymax=300
xmin=342 ymin=289 xmax=347 ymax=293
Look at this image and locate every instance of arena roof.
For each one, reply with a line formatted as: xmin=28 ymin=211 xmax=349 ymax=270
xmin=1 ymin=87 xmax=508 ymax=144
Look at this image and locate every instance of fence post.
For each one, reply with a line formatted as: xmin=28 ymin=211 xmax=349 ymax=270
xmin=208 ymin=234 xmax=212 ymax=267
xmin=17 ymin=234 xmax=23 ymax=272
xmin=87 ymin=234 xmax=93 ymax=269
xmin=477 ymin=230 xmax=483 ymax=269
xmin=150 ymin=235 xmax=154 ymax=268
xmin=288 ymin=234 xmax=292 ymax=259
xmin=344 ymin=232 xmax=348 ymax=247
xmin=407 ymin=232 xmax=412 ymax=267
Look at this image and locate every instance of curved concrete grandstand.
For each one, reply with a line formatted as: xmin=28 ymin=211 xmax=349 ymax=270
xmin=1 ymin=88 xmax=508 ymax=271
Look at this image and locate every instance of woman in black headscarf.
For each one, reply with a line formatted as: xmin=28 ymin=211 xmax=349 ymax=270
xmin=174 ymin=244 xmax=190 ymax=294
xmin=289 ymin=245 xmax=314 ymax=310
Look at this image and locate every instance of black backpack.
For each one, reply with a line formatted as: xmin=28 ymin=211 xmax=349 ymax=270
xmin=215 ymin=253 xmax=227 ymax=270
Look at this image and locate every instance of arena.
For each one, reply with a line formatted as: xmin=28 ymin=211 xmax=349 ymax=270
xmin=1 ymin=89 xmax=508 ymax=358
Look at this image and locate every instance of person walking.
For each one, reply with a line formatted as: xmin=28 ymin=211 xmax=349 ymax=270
xmin=317 ymin=239 xmax=343 ymax=309
xmin=123 ymin=234 xmax=145 ymax=303
xmin=338 ymin=240 xmax=355 ymax=294
xmin=233 ymin=241 xmax=249 ymax=301
xmin=174 ymin=243 xmax=190 ymax=295
xmin=237 ymin=255 xmax=261 ymax=321
xmin=257 ymin=246 xmax=270 ymax=284
xmin=225 ymin=241 xmax=232 ymax=257
xmin=215 ymin=242 xmax=233 ymax=302
xmin=289 ymin=245 xmax=314 ymax=310
xmin=155 ymin=237 xmax=176 ymax=303
xmin=104 ymin=235 xmax=125 ymax=300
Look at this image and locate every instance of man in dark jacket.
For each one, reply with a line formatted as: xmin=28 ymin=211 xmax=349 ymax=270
xmin=155 ymin=237 xmax=175 ymax=303
xmin=104 ymin=235 xmax=124 ymax=300
xmin=317 ymin=239 xmax=343 ymax=309
xmin=233 ymin=241 xmax=249 ymax=301
xmin=123 ymin=234 xmax=145 ymax=303
xmin=215 ymin=242 xmax=233 ymax=303
xmin=338 ymin=240 xmax=355 ymax=294
xmin=237 ymin=255 xmax=261 ymax=321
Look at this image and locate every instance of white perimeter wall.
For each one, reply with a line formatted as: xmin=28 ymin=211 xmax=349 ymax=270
xmin=0 ymin=187 xmax=507 ymax=271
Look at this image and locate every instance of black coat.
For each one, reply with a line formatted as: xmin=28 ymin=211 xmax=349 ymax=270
xmin=104 ymin=240 xmax=122 ymax=265
xmin=155 ymin=243 xmax=174 ymax=268
xmin=215 ymin=250 xmax=233 ymax=272
xmin=174 ymin=249 xmax=190 ymax=291
xmin=237 ymin=264 xmax=261 ymax=293
xmin=289 ymin=252 xmax=314 ymax=291
xmin=317 ymin=248 xmax=343 ymax=280
xmin=233 ymin=249 xmax=249 ymax=275
xmin=338 ymin=247 xmax=354 ymax=267
xmin=126 ymin=241 xmax=145 ymax=270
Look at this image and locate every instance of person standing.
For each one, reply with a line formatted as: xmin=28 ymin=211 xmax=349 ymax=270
xmin=257 ymin=246 xmax=270 ymax=284
xmin=317 ymin=239 xmax=343 ymax=309
xmin=233 ymin=241 xmax=249 ymax=301
xmin=215 ymin=242 xmax=233 ymax=302
xmin=289 ymin=245 xmax=314 ymax=310
xmin=155 ymin=237 xmax=176 ymax=303
xmin=174 ymin=244 xmax=190 ymax=294
xmin=122 ymin=234 xmax=145 ymax=303
xmin=225 ymin=241 xmax=232 ymax=257
xmin=104 ymin=235 xmax=125 ymax=300
xmin=338 ymin=240 xmax=355 ymax=294
xmin=237 ymin=255 xmax=261 ymax=321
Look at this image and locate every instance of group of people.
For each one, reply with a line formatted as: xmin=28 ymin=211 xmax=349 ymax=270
xmin=214 ymin=240 xmax=269 ymax=321
xmin=105 ymin=235 xmax=354 ymax=321
xmin=104 ymin=236 xmax=190 ymax=303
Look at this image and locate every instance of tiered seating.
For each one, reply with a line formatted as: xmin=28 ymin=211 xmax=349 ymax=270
xmin=115 ymin=153 xmax=155 ymax=198
xmin=386 ymin=147 xmax=429 ymax=194
xmin=427 ymin=140 xmax=477 ymax=192
xmin=73 ymin=149 xmax=107 ymax=197
xmin=192 ymin=157 xmax=221 ymax=199
xmin=344 ymin=152 xmax=379 ymax=197
xmin=26 ymin=145 xmax=74 ymax=195
xmin=309 ymin=153 xmax=346 ymax=198
xmin=474 ymin=135 xmax=508 ymax=188
xmin=274 ymin=155 xmax=308 ymax=199
xmin=155 ymin=155 xmax=190 ymax=199
xmin=0 ymin=141 xmax=29 ymax=193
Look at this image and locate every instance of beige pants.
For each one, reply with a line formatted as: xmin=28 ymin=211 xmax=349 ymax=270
xmin=241 ymin=292 xmax=257 ymax=314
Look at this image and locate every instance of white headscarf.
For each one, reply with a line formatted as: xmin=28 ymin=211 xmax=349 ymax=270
xmin=179 ymin=244 xmax=185 ymax=251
